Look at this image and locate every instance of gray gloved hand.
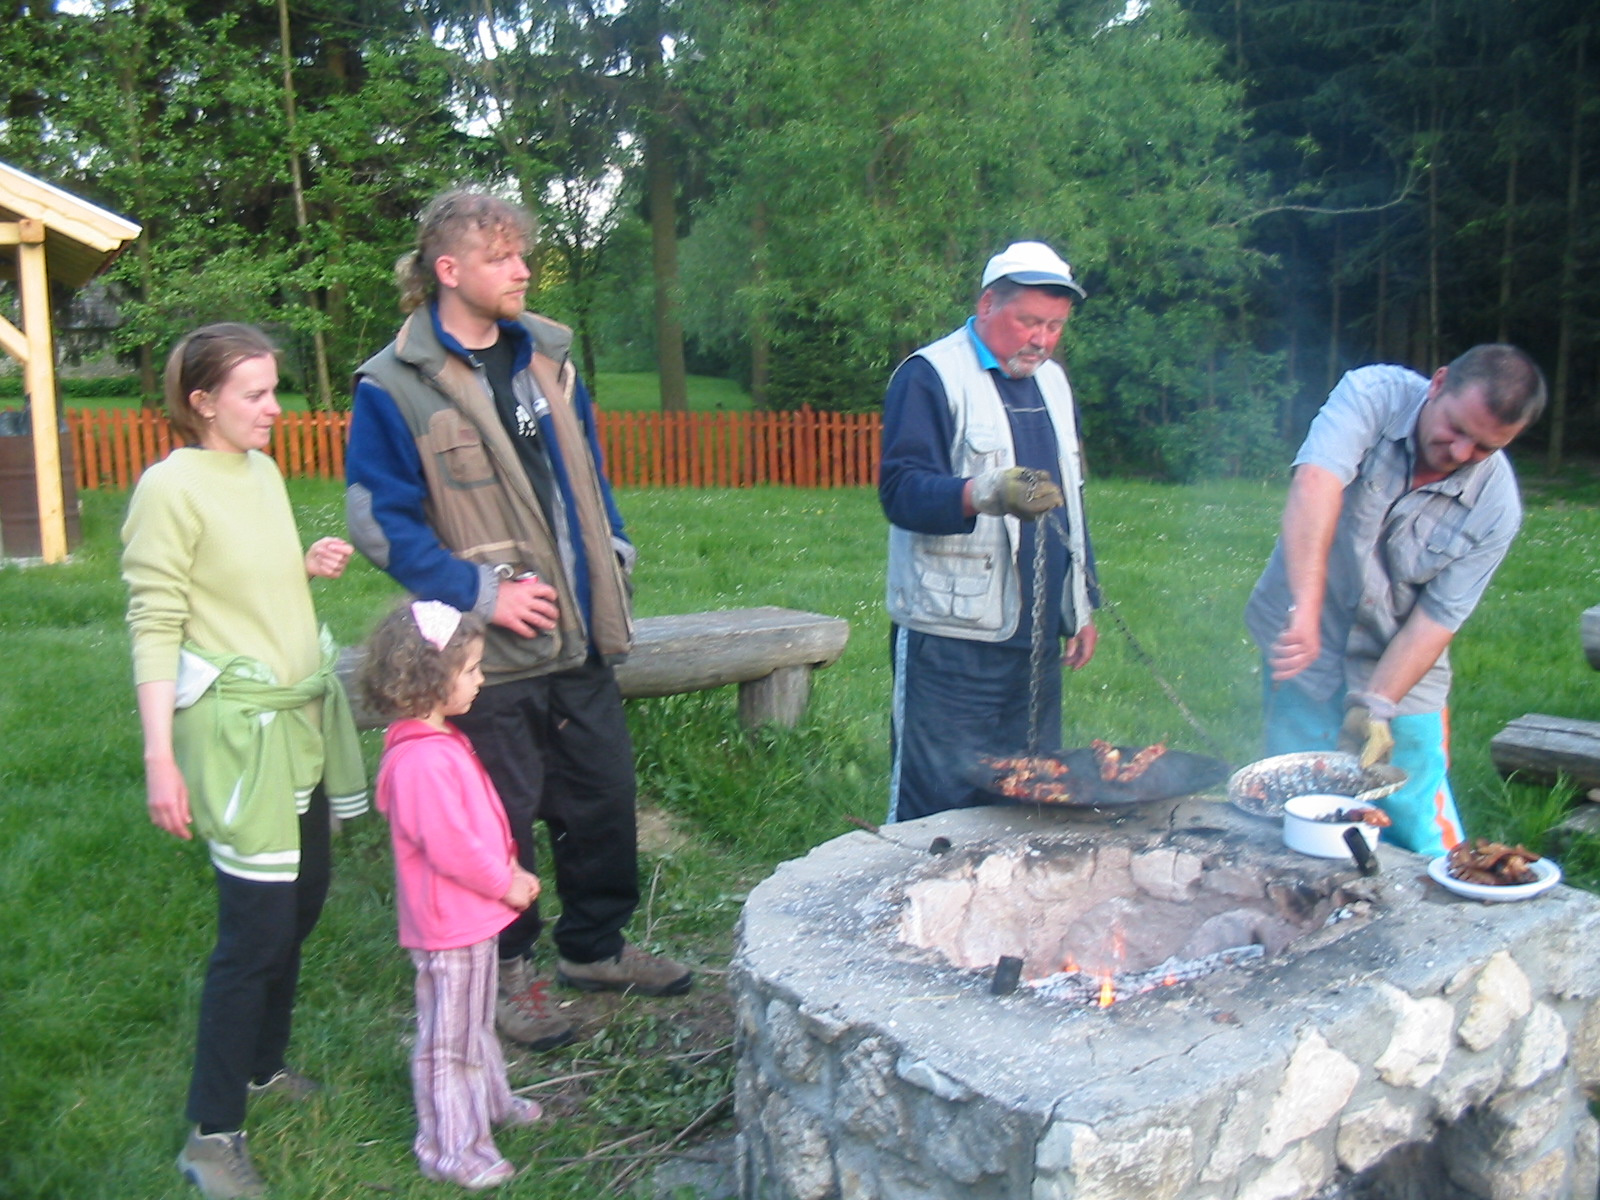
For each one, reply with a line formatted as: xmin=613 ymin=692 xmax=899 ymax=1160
xmin=1337 ymin=693 xmax=1398 ymax=768
xmin=971 ymin=467 xmax=1064 ymax=520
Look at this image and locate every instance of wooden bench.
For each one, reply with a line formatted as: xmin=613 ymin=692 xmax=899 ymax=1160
xmin=1489 ymin=714 xmax=1600 ymax=790
xmin=340 ymin=605 xmax=850 ymax=730
xmin=1491 ymin=605 xmax=1600 ymax=854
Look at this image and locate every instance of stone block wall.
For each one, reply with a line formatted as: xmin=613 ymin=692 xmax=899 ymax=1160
xmin=731 ymin=804 xmax=1600 ymax=1200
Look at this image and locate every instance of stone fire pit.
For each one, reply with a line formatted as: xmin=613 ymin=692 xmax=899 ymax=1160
xmin=731 ymin=800 xmax=1600 ymax=1199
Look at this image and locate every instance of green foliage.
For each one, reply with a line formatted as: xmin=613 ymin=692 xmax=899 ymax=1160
xmin=0 ymin=375 xmax=140 ymax=399
xmin=6 ymin=0 xmax=1596 ymax=463
xmin=1 ymin=1 xmax=464 ymax=400
xmin=1178 ymin=0 xmax=1600 ymax=457
xmin=1151 ymin=399 xmax=1285 ymax=484
xmin=676 ymin=0 xmax=1274 ymax=461
xmin=763 ymin=305 xmax=886 ymax=413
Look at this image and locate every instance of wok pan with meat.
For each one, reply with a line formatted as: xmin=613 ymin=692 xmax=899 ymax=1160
xmin=973 ymin=741 xmax=1229 ymax=807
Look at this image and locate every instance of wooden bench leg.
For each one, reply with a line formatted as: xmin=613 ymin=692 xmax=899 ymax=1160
xmin=738 ymin=665 xmax=813 ymax=728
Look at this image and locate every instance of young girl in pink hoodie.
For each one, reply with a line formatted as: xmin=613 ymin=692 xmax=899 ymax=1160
xmin=361 ymin=600 xmax=545 ymax=1190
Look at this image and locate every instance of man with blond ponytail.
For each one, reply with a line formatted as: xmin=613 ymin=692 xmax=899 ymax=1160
xmin=346 ymin=190 xmax=691 ymax=1051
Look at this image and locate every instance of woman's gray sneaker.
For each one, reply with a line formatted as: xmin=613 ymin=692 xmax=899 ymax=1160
xmin=177 ymin=1128 xmax=266 ymax=1199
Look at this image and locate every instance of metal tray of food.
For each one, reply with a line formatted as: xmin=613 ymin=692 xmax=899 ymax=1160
xmin=1227 ymin=751 xmax=1408 ymax=820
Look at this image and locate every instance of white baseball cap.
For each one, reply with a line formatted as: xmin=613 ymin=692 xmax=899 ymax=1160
xmin=981 ymin=241 xmax=1086 ymax=301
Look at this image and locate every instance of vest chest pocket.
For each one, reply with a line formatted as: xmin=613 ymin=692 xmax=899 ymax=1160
xmin=916 ymin=549 xmax=999 ymax=626
xmin=430 ymin=419 xmax=497 ymax=490
xmin=959 ymin=424 xmax=1010 ymax=477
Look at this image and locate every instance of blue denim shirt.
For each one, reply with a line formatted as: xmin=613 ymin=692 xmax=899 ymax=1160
xmin=1246 ymin=365 xmax=1523 ymax=712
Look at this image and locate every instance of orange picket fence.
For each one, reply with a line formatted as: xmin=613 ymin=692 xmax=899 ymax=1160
xmin=64 ymin=406 xmax=882 ymax=492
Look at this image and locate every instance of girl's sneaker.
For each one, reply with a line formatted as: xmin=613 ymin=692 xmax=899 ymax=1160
xmin=423 ymin=1158 xmax=517 ymax=1191
xmin=498 ymin=1097 xmax=543 ymax=1127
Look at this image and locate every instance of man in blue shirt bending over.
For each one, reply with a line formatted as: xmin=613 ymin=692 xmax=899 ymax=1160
xmin=1246 ymin=344 xmax=1546 ymax=856
xmin=879 ymin=241 xmax=1098 ymax=823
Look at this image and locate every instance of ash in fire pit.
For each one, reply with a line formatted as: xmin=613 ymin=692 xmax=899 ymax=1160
xmin=899 ymin=835 xmax=1366 ymax=1008
xmin=733 ymin=801 xmax=1600 ymax=1200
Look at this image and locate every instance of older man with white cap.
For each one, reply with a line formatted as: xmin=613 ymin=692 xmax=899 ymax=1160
xmin=879 ymin=241 xmax=1098 ymax=822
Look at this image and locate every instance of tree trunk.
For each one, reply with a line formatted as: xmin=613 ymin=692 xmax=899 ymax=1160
xmin=1426 ymin=126 xmax=1441 ymax=367
xmin=1281 ymin=236 xmax=1299 ymax=438
xmin=576 ymin=266 xmax=599 ymax=395
xmin=1325 ymin=216 xmax=1342 ymax=395
xmin=118 ymin=1 xmax=158 ymax=401
xmin=1425 ymin=0 xmax=1441 ymax=366
xmin=749 ymin=201 xmax=770 ymax=409
xmin=633 ymin=5 xmax=687 ymax=415
xmin=646 ymin=122 xmax=688 ymax=413
xmin=1496 ymin=97 xmax=1519 ymax=346
xmin=1548 ymin=27 xmax=1586 ymax=471
xmin=1374 ymin=210 xmax=1389 ymax=363
xmin=276 ymin=0 xmax=333 ymax=411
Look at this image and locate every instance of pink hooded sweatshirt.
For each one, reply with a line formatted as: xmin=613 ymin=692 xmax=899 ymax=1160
xmin=375 ymin=719 xmax=518 ymax=951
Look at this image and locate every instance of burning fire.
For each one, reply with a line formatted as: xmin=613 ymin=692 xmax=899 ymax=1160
xmin=1055 ymin=922 xmax=1199 ymax=1008
xmin=1099 ymin=925 xmax=1126 ymax=1006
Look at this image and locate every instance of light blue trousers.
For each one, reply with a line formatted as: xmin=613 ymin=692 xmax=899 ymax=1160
xmin=1263 ymin=674 xmax=1464 ymax=857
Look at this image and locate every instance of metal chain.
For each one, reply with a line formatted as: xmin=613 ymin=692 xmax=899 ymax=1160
xmin=1032 ymin=508 xmax=1229 ymax=759
xmin=1027 ymin=516 xmax=1050 ymax=753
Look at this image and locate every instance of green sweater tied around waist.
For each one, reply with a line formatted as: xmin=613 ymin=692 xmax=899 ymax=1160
xmin=174 ymin=629 xmax=368 ymax=881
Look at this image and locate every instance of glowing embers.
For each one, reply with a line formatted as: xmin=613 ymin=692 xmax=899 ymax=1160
xmin=1029 ymin=942 xmax=1264 ymax=1007
xmin=898 ymin=837 xmax=1351 ymax=1007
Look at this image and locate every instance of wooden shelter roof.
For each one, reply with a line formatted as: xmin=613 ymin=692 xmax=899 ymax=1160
xmin=0 ymin=160 xmax=141 ymax=289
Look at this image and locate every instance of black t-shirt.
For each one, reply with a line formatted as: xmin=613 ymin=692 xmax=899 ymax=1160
xmin=472 ymin=334 xmax=560 ymax=528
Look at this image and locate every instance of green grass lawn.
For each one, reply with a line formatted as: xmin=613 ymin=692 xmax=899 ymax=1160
xmin=591 ymin=373 xmax=753 ymax=413
xmin=1 ymin=476 xmax=1596 ymax=1198
xmin=33 ymin=372 xmax=752 ymax=416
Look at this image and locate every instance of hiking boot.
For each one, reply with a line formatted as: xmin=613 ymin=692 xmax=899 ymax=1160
xmin=556 ymin=943 xmax=693 ymax=996
xmin=247 ymin=1068 xmax=320 ymax=1102
xmin=177 ymin=1128 xmax=266 ymax=1200
xmin=497 ymin=957 xmax=577 ymax=1051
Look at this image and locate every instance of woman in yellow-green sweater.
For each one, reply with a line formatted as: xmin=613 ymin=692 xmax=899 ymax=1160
xmin=121 ymin=324 xmax=367 ymax=1200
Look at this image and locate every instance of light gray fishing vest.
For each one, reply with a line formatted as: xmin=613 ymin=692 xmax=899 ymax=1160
xmin=886 ymin=327 xmax=1091 ymax=642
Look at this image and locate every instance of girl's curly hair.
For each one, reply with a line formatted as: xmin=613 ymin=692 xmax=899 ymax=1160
xmin=358 ymin=599 xmax=486 ymax=721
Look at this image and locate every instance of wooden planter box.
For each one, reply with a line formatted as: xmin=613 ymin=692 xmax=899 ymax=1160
xmin=0 ymin=426 xmax=81 ymax=559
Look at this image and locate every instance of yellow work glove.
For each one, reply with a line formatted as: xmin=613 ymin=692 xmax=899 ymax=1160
xmin=1338 ymin=694 xmax=1398 ymax=768
xmin=971 ymin=467 xmax=1064 ymax=520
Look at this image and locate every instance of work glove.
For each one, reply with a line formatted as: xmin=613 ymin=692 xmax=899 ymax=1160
xmin=971 ymin=467 xmax=1064 ymax=520
xmin=1338 ymin=693 xmax=1398 ymax=768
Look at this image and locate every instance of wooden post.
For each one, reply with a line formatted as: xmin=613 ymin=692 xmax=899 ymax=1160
xmin=16 ymin=219 xmax=66 ymax=562
xmin=738 ymin=664 xmax=812 ymax=728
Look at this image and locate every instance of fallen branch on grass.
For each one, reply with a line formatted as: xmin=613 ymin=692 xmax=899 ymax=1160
xmin=514 ymin=1041 xmax=732 ymax=1097
xmin=607 ymin=1091 xmax=734 ymax=1192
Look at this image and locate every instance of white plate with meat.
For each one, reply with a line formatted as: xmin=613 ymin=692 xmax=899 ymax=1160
xmin=1427 ymin=850 xmax=1561 ymax=902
